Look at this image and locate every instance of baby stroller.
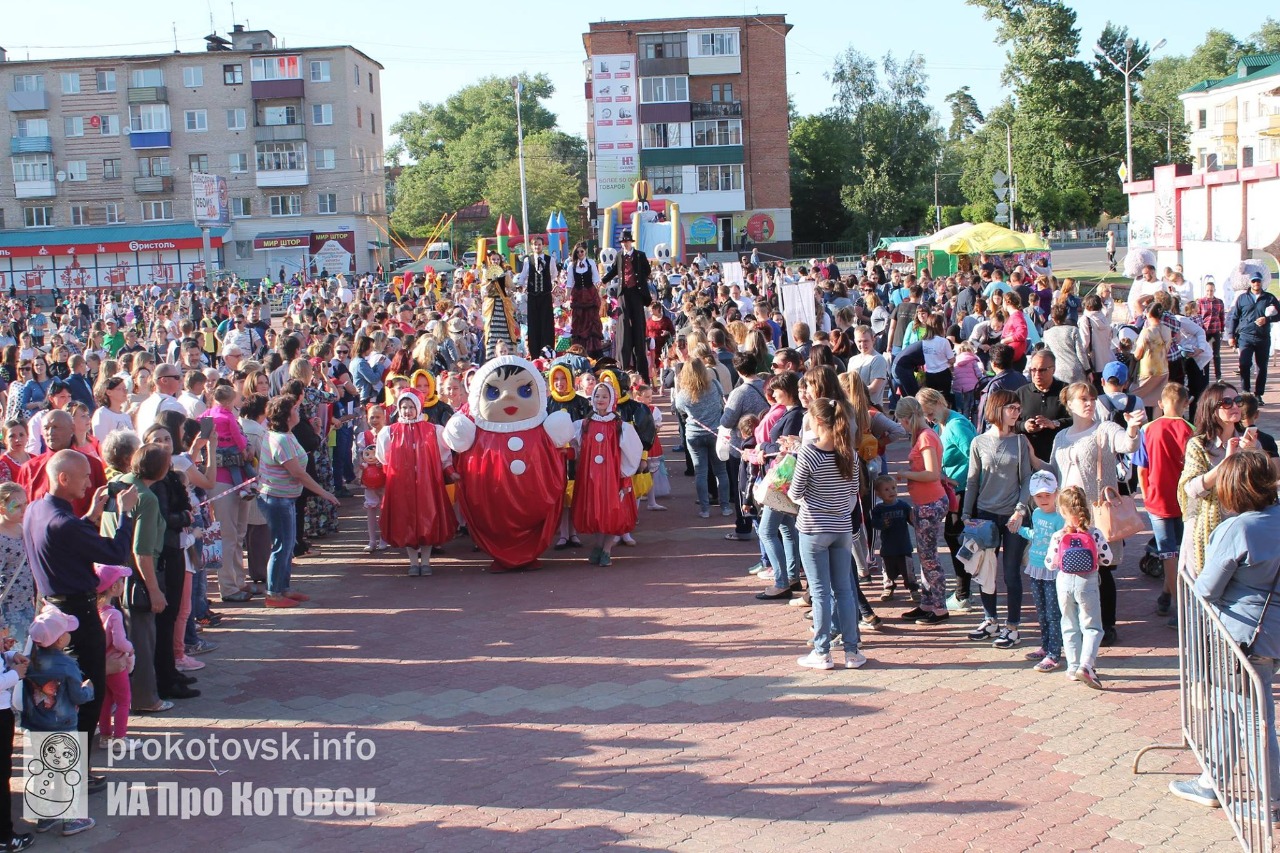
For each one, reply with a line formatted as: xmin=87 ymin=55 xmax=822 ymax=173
xmin=1138 ymin=538 xmax=1164 ymax=579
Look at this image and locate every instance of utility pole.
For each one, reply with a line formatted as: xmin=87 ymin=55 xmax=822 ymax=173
xmin=511 ymin=77 xmax=531 ymax=253
xmin=1095 ymin=37 xmax=1166 ymax=183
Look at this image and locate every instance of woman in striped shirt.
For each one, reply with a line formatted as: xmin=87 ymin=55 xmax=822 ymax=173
xmin=789 ymin=396 xmax=866 ymax=670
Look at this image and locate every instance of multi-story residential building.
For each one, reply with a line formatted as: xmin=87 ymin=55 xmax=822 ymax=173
xmin=583 ymin=15 xmax=792 ymax=260
xmin=1180 ymin=53 xmax=1280 ymax=172
xmin=0 ymin=24 xmax=386 ymax=291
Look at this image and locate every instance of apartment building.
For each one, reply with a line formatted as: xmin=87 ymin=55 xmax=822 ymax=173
xmin=0 ymin=24 xmax=386 ymax=291
xmin=1180 ymin=53 xmax=1280 ymax=172
xmin=583 ymin=14 xmax=792 ymax=259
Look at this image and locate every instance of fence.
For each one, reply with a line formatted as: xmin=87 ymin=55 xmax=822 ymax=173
xmin=1133 ymin=566 xmax=1275 ymax=852
xmin=791 ymin=241 xmax=860 ymax=259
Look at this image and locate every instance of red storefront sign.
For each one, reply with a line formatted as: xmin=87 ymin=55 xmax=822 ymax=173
xmin=253 ymin=235 xmax=309 ymax=250
xmin=310 ymin=231 xmax=354 ymax=252
xmin=0 ymin=236 xmax=220 ymax=259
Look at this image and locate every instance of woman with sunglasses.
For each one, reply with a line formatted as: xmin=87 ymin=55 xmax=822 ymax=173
xmin=1179 ymin=383 xmax=1260 ymax=577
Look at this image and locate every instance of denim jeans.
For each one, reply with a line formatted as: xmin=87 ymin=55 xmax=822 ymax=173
xmin=799 ymin=530 xmax=860 ymax=656
xmin=1029 ymin=577 xmax=1063 ymax=659
xmin=976 ymin=509 xmax=1028 ymax=625
xmin=1056 ymin=570 xmax=1102 ymax=671
xmin=258 ymin=494 xmax=298 ymax=595
xmin=760 ymin=505 xmax=799 ymax=588
xmin=333 ymin=424 xmax=355 ymax=488
xmin=687 ymin=432 xmax=728 ymax=511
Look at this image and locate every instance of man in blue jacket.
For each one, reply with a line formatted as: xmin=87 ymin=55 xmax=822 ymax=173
xmin=1227 ymin=272 xmax=1280 ymax=403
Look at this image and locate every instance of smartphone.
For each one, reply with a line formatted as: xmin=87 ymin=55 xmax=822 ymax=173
xmin=107 ymin=481 xmax=129 ymax=497
xmin=198 ymin=418 xmax=215 ymax=440
xmin=1245 ymin=426 xmax=1258 ymax=442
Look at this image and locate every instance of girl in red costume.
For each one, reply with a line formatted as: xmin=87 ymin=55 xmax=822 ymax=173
xmin=573 ymin=382 xmax=643 ymax=566
xmin=444 ymin=357 xmax=575 ymax=572
xmin=376 ymin=392 xmax=457 ymax=576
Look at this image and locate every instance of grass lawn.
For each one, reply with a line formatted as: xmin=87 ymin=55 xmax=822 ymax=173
xmin=1053 ymin=269 xmax=1131 ymax=284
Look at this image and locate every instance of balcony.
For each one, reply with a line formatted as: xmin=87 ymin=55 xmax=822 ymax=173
xmin=127 ymin=86 xmax=168 ymax=104
xmin=638 ymin=56 xmax=689 ymax=77
xmin=256 ymin=168 xmax=309 ymax=188
xmin=691 ymin=101 xmax=742 ymax=119
xmin=7 ymin=90 xmax=49 ymax=112
xmin=251 ymin=78 xmax=304 ymax=100
xmin=128 ymin=130 xmax=172 ymax=149
xmin=255 ymin=123 xmax=306 ymax=143
xmin=10 ymin=136 xmax=53 ymax=155
xmin=13 ymin=179 xmax=56 ymax=199
xmin=133 ymin=175 xmax=174 ymax=193
xmin=1213 ymin=120 xmax=1238 ymax=145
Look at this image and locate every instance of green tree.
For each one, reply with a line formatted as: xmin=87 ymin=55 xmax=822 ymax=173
xmin=483 ymin=131 xmax=586 ymax=245
xmin=1255 ymin=18 xmax=1280 ymax=52
xmin=789 ymin=113 xmax=854 ymax=243
xmin=945 ymin=86 xmax=985 ymax=140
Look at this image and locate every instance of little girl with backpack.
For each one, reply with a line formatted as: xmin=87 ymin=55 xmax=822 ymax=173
xmin=1045 ymin=486 xmax=1114 ymax=689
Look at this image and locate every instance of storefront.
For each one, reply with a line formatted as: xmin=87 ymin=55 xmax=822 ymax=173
xmin=252 ymin=229 xmax=357 ymax=281
xmin=0 ymin=224 xmax=227 ymax=293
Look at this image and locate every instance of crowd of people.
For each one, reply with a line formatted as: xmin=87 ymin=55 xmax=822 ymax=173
xmin=0 ymin=238 xmax=1269 ymax=844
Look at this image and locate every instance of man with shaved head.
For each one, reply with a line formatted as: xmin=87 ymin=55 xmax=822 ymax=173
xmin=17 ymin=409 xmax=107 ymax=516
xmin=24 ymin=449 xmax=139 ymax=793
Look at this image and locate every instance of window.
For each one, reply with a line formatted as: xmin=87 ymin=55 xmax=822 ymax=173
xmin=99 ymin=114 xmax=120 ymax=136
xmin=235 ymin=240 xmax=253 ymax=260
xmin=314 ymin=148 xmax=335 ymax=170
xmin=640 ymin=76 xmax=688 ymax=104
xmin=262 ymin=105 xmax=297 ymax=126
xmin=70 ymin=205 xmax=89 ymax=226
xmin=182 ymin=67 xmax=203 ymax=88
xmin=129 ymin=67 xmax=164 ymax=88
xmin=256 ymin=141 xmax=305 ymax=172
xmin=638 ymin=33 xmax=686 ymax=59
xmin=96 ymin=70 xmax=116 ymax=93
xmin=710 ymin=83 xmax=734 ymax=103
xmin=370 ymin=112 xmax=376 ymax=135
xmin=129 ymin=104 xmax=170 ymax=132
xmin=141 ymin=201 xmax=173 ymax=221
xmin=354 ymin=64 xmax=360 ymax=85
xmin=697 ymin=31 xmax=739 ymax=56
xmin=13 ymin=75 xmax=44 ymax=92
xmin=268 ymin=194 xmax=302 ymax=216
xmin=693 ymin=119 xmax=742 ymax=146
xmin=357 ymin=149 xmax=366 ymax=172
xmin=11 ymin=155 xmax=52 ymax=182
xmin=369 ymin=73 xmax=373 ymax=93
xmin=64 ymin=117 xmax=85 ymax=138
xmin=137 ymin=156 xmax=171 ymax=178
xmin=231 ymin=197 xmax=252 ymax=218
xmin=60 ymin=73 xmax=81 ymax=94
xmin=642 ymin=123 xmax=682 ymax=148
xmin=643 ymin=165 xmax=683 ymax=194
xmin=104 ymin=203 xmax=123 ymax=224
xmin=226 ymin=108 xmax=247 ymax=130
xmin=1198 ymin=109 xmax=1207 ymax=130
xmin=358 ymin=193 xmax=368 ymax=214
xmin=229 ymin=152 xmax=248 ymax=173
xmin=310 ymin=60 xmax=331 ymax=82
xmin=250 ymin=56 xmax=300 ymax=81
xmin=103 ymin=158 xmax=121 ymax=179
xmin=356 ymin=107 xmax=362 ymax=128
xmin=1243 ymin=146 xmax=1255 ymax=169
xmin=318 ymin=192 xmax=338 ymax=214
xmin=223 ymin=64 xmax=243 ymax=85
xmin=312 ymin=104 xmax=333 ymax=125
xmin=15 ymin=119 xmax=50 ymax=138
xmin=184 ymin=109 xmax=208 ymax=132
xmin=23 ymin=206 xmax=53 ymax=228
xmin=697 ymin=164 xmax=743 ymax=192
xmin=189 ymin=154 xmax=209 ymax=173
xmin=66 ymin=161 xmax=88 ymax=182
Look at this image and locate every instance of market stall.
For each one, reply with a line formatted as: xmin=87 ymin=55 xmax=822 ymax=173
xmin=916 ymin=222 xmax=1049 ymax=278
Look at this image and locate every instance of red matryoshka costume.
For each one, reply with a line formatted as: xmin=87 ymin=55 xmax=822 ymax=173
xmin=573 ymin=383 xmax=642 ymax=540
xmin=444 ymin=356 xmax=574 ymax=572
xmin=376 ymin=393 xmax=457 ymax=572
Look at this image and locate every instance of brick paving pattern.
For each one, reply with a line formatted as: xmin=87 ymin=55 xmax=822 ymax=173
xmin=48 ymin=398 xmax=1258 ymax=852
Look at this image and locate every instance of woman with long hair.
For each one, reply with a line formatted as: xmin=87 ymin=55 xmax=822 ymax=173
xmin=895 ymin=397 xmax=950 ymax=625
xmin=673 ymin=349 xmax=728 ymax=518
xmin=750 ymin=371 xmax=805 ymax=601
xmin=790 ymin=396 xmax=866 ymax=670
xmin=1133 ymin=300 xmax=1172 ymax=414
xmin=567 ymin=242 xmax=604 ymax=358
xmin=91 ymin=374 xmax=133 ymax=442
xmin=920 ymin=312 xmax=955 ymax=404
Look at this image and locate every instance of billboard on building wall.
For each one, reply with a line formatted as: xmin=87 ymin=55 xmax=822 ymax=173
xmin=591 ymin=54 xmax=640 ymax=208
xmin=191 ymin=173 xmax=231 ymax=227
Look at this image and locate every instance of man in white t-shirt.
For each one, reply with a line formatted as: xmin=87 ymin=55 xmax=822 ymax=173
xmin=1127 ymin=265 xmax=1162 ymax=323
xmin=846 ymin=325 xmax=890 ymax=404
xmin=178 ymin=371 xmax=208 ymax=419
xmin=134 ymin=365 xmax=187 ymax=436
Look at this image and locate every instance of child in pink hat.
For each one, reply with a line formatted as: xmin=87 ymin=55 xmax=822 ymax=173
xmin=95 ymin=564 xmax=137 ymax=750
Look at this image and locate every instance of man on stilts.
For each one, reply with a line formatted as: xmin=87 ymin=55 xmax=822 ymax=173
xmin=518 ymin=236 xmax=558 ymax=359
xmin=602 ymin=229 xmax=652 ymax=384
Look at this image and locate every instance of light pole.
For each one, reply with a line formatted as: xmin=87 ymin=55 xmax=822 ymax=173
xmin=510 ymin=76 xmax=531 ymax=255
xmin=1095 ymin=37 xmax=1166 ymax=183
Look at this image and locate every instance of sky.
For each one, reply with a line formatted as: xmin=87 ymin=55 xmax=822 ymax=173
xmin=3 ymin=0 xmax=1273 ymax=157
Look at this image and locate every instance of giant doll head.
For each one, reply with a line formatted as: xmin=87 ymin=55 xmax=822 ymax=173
xmin=469 ymin=356 xmax=548 ymax=431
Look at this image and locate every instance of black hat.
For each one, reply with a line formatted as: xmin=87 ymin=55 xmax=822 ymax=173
xmin=620 ymin=229 xmax=634 ymax=243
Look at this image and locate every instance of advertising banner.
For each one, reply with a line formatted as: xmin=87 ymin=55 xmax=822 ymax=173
xmin=191 ymin=173 xmax=231 ymax=227
xmin=591 ymin=54 xmax=640 ymax=208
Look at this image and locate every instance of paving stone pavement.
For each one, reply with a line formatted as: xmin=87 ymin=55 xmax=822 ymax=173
xmin=45 ymin=393 xmax=1267 ymax=852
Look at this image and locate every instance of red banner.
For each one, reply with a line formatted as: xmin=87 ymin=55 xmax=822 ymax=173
xmin=0 ymin=235 xmax=221 ymax=259
xmin=253 ymin=235 xmax=308 ymax=250
xmin=310 ymin=231 xmax=355 ymax=252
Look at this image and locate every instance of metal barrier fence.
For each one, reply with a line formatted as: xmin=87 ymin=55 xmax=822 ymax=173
xmin=1134 ymin=566 xmax=1275 ymax=852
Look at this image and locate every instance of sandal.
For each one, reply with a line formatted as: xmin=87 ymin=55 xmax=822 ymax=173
xmin=567 ymin=536 xmax=583 ymax=549
xmin=553 ymin=538 xmax=570 ymax=551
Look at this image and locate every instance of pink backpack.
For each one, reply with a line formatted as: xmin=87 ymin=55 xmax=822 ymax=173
xmin=1057 ymin=529 xmax=1099 ymax=575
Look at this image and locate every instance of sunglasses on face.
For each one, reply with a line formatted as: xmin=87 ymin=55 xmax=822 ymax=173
xmin=1217 ymin=396 xmax=1245 ymax=409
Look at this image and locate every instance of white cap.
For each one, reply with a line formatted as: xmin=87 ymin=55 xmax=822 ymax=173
xmin=1029 ymin=470 xmax=1059 ymax=496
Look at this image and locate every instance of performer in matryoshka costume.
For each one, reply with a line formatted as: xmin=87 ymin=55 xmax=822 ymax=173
xmin=573 ymin=382 xmax=642 ymax=566
xmin=411 ymin=369 xmax=454 ymax=427
xmin=596 ymin=367 xmax=656 ymax=546
xmin=444 ymin=356 xmax=574 ymax=572
xmin=377 ymin=392 xmax=458 ymax=576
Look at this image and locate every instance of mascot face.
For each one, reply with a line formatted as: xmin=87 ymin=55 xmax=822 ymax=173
xmin=654 ymin=243 xmax=672 ymax=264
xmin=476 ymin=363 xmax=543 ymax=424
xmin=362 ymin=445 xmax=378 ymax=465
xmin=600 ymin=247 xmax=618 ymax=267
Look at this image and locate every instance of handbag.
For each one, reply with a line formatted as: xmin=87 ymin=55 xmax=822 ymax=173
xmin=1092 ymin=431 xmax=1144 ymax=542
xmin=752 ymin=453 xmax=799 ymax=515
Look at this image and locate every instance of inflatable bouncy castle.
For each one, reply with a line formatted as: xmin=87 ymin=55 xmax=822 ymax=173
xmin=602 ymin=181 xmax=682 ymax=264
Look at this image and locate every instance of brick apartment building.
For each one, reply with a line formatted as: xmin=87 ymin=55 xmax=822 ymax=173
xmin=0 ymin=24 xmax=387 ymax=292
xmin=583 ymin=14 xmax=793 ymax=261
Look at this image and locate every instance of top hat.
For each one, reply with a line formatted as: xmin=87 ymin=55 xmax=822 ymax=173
xmin=620 ymin=229 xmax=635 ymax=243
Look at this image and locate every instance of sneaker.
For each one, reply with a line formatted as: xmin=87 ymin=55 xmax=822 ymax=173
xmin=879 ymin=588 xmax=894 ymax=602
xmin=61 ymin=818 xmax=95 ymax=837
xmin=796 ymin=650 xmax=835 ymax=670
xmin=721 ymin=506 xmax=733 ymax=517
xmin=283 ymin=590 xmax=310 ymax=602
xmin=8 ymin=832 xmax=33 ymax=851
xmin=916 ymin=611 xmax=950 ymax=625
xmin=96 ymin=736 xmax=111 ymax=750
xmin=361 ymin=545 xmax=376 ymax=554
xmin=908 ymin=588 xmax=921 ymax=603
xmin=993 ymin=626 xmax=1021 ymax=649
xmin=34 ymin=820 xmax=57 ymax=834
xmin=108 ymin=736 xmax=145 ymax=750
xmin=859 ymin=615 xmax=882 ymax=632
xmin=787 ymin=596 xmax=809 ymax=607
xmin=265 ymin=595 xmax=300 ymax=608
xmin=175 ymin=655 xmax=205 ymax=672
xmin=186 ymin=639 xmax=218 ymax=655
xmin=1076 ymin=666 xmax=1105 ymax=690
xmin=744 ymin=562 xmax=764 ymax=576
xmin=1024 ymin=647 xmax=1048 ymax=661
xmin=844 ymin=651 xmax=868 ymax=669
xmin=1033 ymin=655 xmax=1060 ymax=673
xmin=968 ymin=618 xmax=999 ymax=641
xmin=407 ymin=565 xmax=421 ymax=577
xmin=900 ymin=607 xmax=928 ymax=621
xmin=698 ymin=509 xmax=710 ymax=519
xmin=1156 ymin=592 xmax=1172 ymax=617
xmin=946 ymin=594 xmax=972 ymax=613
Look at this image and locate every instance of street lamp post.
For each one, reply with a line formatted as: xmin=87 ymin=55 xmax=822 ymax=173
xmin=1095 ymin=37 xmax=1166 ymax=183
xmin=511 ymin=77 xmax=531 ymax=254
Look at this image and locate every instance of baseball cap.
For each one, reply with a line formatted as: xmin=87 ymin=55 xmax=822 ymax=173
xmin=1029 ymin=471 xmax=1059 ymax=496
xmin=1102 ymin=361 xmax=1129 ymax=385
xmin=30 ymin=605 xmax=79 ymax=648
xmin=95 ymin=563 xmax=133 ymax=593
xmin=1250 ymin=272 xmax=1264 ymax=283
